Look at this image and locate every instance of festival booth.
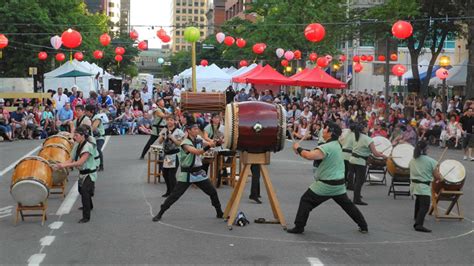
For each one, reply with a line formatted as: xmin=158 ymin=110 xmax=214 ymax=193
xmin=181 ymin=64 xmax=231 ymax=92
xmin=290 ymin=67 xmax=346 ymax=88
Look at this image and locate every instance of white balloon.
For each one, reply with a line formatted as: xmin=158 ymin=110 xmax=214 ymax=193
xmin=284 ymin=51 xmax=294 ymax=61
xmin=50 ymin=35 xmax=62 ymax=50
xmin=216 ymin=32 xmax=225 ymax=44
xmin=276 ymin=48 xmax=284 ymax=58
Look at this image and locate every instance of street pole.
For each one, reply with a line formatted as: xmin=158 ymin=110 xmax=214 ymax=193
xmin=443 ymin=78 xmax=447 ymax=112
xmin=192 ymin=41 xmax=197 ymax=92
xmin=384 ymin=37 xmax=390 ymax=101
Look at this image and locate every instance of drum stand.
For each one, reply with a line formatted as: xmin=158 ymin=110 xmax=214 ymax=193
xmin=147 ymin=149 xmax=162 ymax=184
xmin=50 ymin=179 xmax=67 ymax=198
xmin=223 ymin=152 xmax=286 ymax=230
xmin=429 ymin=189 xmax=464 ymax=220
xmin=15 ymin=202 xmax=48 ymax=226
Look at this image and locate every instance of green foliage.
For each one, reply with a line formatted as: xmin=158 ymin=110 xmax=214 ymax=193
xmin=0 ymin=0 xmax=137 ymax=77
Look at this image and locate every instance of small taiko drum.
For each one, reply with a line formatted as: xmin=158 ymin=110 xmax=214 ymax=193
xmin=432 ymin=160 xmax=466 ymax=194
xmin=38 ymin=144 xmax=71 ymax=185
xmin=224 ymin=102 xmax=286 ymax=153
xmin=11 ymin=156 xmax=53 ymax=206
xmin=43 ymin=135 xmax=73 ymax=153
xmin=180 ymin=92 xmax=226 ymax=113
xmin=151 ymin=144 xmax=164 ymax=158
xmin=57 ymin=131 xmax=73 ymax=142
xmin=368 ymin=136 xmax=392 ymax=167
xmin=387 ymin=144 xmax=414 ymax=177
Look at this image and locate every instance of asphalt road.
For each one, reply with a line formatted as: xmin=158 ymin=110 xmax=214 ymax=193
xmin=0 ymin=136 xmax=472 ymax=265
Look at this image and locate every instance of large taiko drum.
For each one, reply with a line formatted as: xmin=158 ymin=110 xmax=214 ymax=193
xmin=180 ymin=92 xmax=226 ymax=113
xmin=43 ymin=135 xmax=73 ymax=153
xmin=38 ymin=144 xmax=71 ymax=185
xmin=387 ymin=144 xmax=414 ymax=177
xmin=57 ymin=131 xmax=74 ymax=143
xmin=432 ymin=160 xmax=466 ymax=194
xmin=11 ymin=156 xmax=53 ymax=206
xmin=368 ymin=136 xmax=392 ymax=167
xmin=224 ymin=102 xmax=286 ymax=153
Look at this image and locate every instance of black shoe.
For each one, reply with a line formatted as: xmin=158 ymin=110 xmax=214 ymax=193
xmin=152 ymin=214 xmax=162 ymax=222
xmin=359 ymin=227 xmax=369 ymax=234
xmin=414 ymin=225 xmax=432 ymax=233
xmin=216 ymin=210 xmax=224 ymax=219
xmin=78 ymin=218 xmax=90 ymax=223
xmin=354 ymin=200 xmax=368 ymax=206
xmin=162 ymin=193 xmax=170 ymax=198
xmin=287 ymin=227 xmax=304 ymax=234
xmin=249 ymin=196 xmax=262 ymax=204
xmin=139 ymin=156 xmax=144 ymax=160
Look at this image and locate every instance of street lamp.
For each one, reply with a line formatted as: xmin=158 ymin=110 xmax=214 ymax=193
xmin=439 ymin=55 xmax=450 ymax=110
xmin=285 ymin=66 xmax=292 ymax=73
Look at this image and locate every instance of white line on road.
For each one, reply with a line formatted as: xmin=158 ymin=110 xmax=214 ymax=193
xmin=0 ymin=145 xmax=41 ymax=177
xmin=48 ymin=221 xmax=63 ymax=230
xmin=39 ymin=236 xmax=55 ymax=246
xmin=0 ymin=214 xmax=12 ymax=219
xmin=307 ymin=257 xmax=324 ymax=266
xmin=27 ymin=253 xmax=45 ymax=266
xmin=0 ymin=205 xmax=13 ymax=211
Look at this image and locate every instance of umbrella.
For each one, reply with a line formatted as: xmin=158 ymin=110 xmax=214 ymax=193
xmin=56 ymin=70 xmax=94 ymax=85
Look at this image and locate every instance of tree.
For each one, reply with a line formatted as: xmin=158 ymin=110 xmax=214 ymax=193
xmin=364 ymin=0 xmax=465 ymax=96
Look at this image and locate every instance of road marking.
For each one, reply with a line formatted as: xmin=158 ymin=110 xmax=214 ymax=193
xmin=0 ymin=205 xmax=13 ymax=211
xmin=0 ymin=145 xmax=41 ymax=177
xmin=0 ymin=205 xmax=13 ymax=218
xmin=307 ymin=257 xmax=324 ymax=266
xmin=39 ymin=236 xmax=55 ymax=246
xmin=48 ymin=221 xmax=63 ymax=230
xmin=27 ymin=253 xmax=45 ymax=266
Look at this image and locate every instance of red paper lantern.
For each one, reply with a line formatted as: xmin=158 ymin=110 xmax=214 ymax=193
xmin=74 ymin=52 xmax=84 ymax=61
xmin=361 ymin=55 xmax=367 ymax=61
xmin=224 ymin=36 xmax=235 ymax=46
xmin=55 ymin=53 xmax=65 ymax=62
xmin=38 ymin=52 xmax=48 ymax=60
xmin=115 ymin=47 xmax=125 ymax=55
xmin=316 ymin=57 xmax=329 ymax=68
xmin=138 ymin=41 xmax=148 ymax=51
xmin=0 ymin=34 xmax=8 ymax=49
xmin=252 ymin=43 xmax=265 ymax=54
xmin=99 ymin=33 xmax=111 ymax=47
xmin=354 ymin=63 xmax=363 ymax=73
xmin=281 ymin=59 xmax=289 ymax=67
xmin=436 ymin=68 xmax=449 ymax=80
xmin=367 ymin=55 xmax=374 ymax=62
xmin=390 ymin=53 xmax=398 ymax=61
xmin=157 ymin=29 xmax=167 ymax=39
xmin=236 ymin=38 xmax=246 ymax=48
xmin=115 ymin=55 xmax=123 ymax=62
xmin=392 ymin=64 xmax=407 ymax=76
xmin=339 ymin=55 xmax=346 ymax=62
xmin=130 ymin=30 xmax=139 ymax=40
xmin=294 ymin=50 xmax=302 ymax=60
xmin=353 ymin=55 xmax=360 ymax=62
xmin=392 ymin=20 xmax=413 ymax=39
xmin=200 ymin=59 xmax=208 ymax=66
xmin=378 ymin=55 xmax=386 ymax=61
xmin=161 ymin=35 xmax=171 ymax=43
xmin=61 ymin=29 xmax=82 ymax=49
xmin=309 ymin=53 xmax=318 ymax=62
xmin=93 ymin=50 xmax=104 ymax=59
xmin=304 ymin=23 xmax=325 ymax=42
xmin=239 ymin=60 xmax=248 ymax=67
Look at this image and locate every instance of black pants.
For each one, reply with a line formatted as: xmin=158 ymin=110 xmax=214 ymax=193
xmin=162 ymin=161 xmax=179 ymax=194
xmin=414 ymin=195 xmax=431 ymax=227
xmin=344 ymin=160 xmax=354 ymax=189
xmin=351 ymin=163 xmax=367 ymax=202
xmin=293 ymin=189 xmax=368 ymax=230
xmin=250 ymin=164 xmax=261 ymax=198
xmin=140 ymin=134 xmax=159 ymax=159
xmin=96 ymin=138 xmax=104 ymax=167
xmin=78 ymin=176 xmax=95 ymax=220
xmin=159 ymin=179 xmax=221 ymax=215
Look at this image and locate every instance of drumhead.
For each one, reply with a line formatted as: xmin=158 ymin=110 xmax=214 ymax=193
xmin=11 ymin=179 xmax=49 ymax=206
xmin=440 ymin=159 xmax=465 ymax=184
xmin=339 ymin=129 xmax=350 ymax=142
xmin=223 ymin=103 xmax=235 ymax=150
xmin=391 ymin=144 xmax=414 ymax=169
xmin=373 ymin=136 xmax=393 ymax=157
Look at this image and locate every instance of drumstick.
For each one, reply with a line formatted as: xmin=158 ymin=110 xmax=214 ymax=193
xmin=298 ymin=127 xmax=312 ymax=144
xmin=287 ymin=128 xmax=296 ymax=142
xmin=437 ymin=147 xmax=449 ymax=163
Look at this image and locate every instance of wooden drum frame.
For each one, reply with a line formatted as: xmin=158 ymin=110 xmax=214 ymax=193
xmin=180 ymin=92 xmax=226 ymax=113
xmin=224 ymin=102 xmax=286 ymax=153
xmin=11 ymin=156 xmax=53 ymax=206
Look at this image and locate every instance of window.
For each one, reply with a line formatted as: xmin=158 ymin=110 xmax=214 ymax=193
xmin=109 ymin=2 xmax=114 ymax=8
xmin=194 ymin=9 xmax=198 ymax=14
xmin=200 ymin=16 xmax=205 ymax=22
xmin=188 ymin=9 xmax=192 ymax=13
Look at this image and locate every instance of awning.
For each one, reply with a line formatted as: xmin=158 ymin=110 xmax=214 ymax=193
xmin=232 ymin=65 xmax=263 ymax=83
xmin=291 ymin=67 xmax=346 ymax=89
xmin=245 ymin=65 xmax=296 ymax=86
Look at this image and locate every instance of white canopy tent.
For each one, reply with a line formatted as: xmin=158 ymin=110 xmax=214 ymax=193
xmin=225 ymin=66 xmax=237 ymax=74
xmin=181 ymin=64 xmax=231 ymax=92
xmin=429 ymin=60 xmax=468 ymax=87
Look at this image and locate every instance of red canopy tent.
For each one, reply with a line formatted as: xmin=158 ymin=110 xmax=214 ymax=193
xmin=289 ymin=68 xmax=310 ymax=80
xmin=245 ymin=65 xmax=296 ymax=85
xmin=291 ymin=67 xmax=346 ymax=88
xmin=232 ymin=65 xmax=263 ymax=83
